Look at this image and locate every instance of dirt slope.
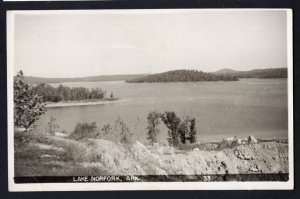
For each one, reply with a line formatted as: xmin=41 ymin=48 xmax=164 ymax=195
xmin=47 ymin=137 xmax=288 ymax=176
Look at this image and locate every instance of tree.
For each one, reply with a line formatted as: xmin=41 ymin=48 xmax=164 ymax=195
xmin=178 ymin=119 xmax=190 ymax=144
xmin=114 ymin=117 xmax=132 ymax=144
xmin=14 ymin=71 xmax=46 ymax=132
xmin=188 ymin=119 xmax=197 ymax=143
xmin=146 ymin=111 xmax=161 ymax=145
xmin=160 ymin=112 xmax=181 ymax=146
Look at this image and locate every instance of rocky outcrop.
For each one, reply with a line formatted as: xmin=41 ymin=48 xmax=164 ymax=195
xmin=49 ymin=136 xmax=288 ymax=176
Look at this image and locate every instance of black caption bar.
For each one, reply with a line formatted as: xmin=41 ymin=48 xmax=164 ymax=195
xmin=14 ymin=174 xmax=289 ymax=183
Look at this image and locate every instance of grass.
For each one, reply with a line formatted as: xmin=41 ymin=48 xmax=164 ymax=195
xmin=14 ymin=130 xmax=110 ymax=176
xmin=177 ymin=142 xmax=220 ymax=151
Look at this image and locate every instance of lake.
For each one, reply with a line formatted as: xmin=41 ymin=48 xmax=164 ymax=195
xmin=40 ymin=78 xmax=288 ymax=143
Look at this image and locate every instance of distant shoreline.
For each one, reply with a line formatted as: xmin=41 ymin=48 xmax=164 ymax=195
xmin=45 ymin=98 xmax=121 ymax=108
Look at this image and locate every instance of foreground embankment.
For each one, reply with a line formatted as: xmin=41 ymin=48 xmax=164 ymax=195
xmin=15 ymin=133 xmax=288 ymax=181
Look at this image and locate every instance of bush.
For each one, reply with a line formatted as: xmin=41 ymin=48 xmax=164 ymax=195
xmin=100 ymin=124 xmax=114 ymax=140
xmin=69 ymin=122 xmax=99 ymax=140
xmin=46 ymin=116 xmax=60 ymax=135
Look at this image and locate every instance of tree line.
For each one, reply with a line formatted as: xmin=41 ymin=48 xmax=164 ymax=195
xmin=33 ymin=83 xmax=106 ymax=102
xmin=68 ymin=110 xmax=197 ymax=147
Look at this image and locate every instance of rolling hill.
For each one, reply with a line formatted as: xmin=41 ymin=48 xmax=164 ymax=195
xmin=212 ymin=68 xmax=287 ymax=78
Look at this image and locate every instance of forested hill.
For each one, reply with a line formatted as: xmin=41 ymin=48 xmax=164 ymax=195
xmin=23 ymin=74 xmax=146 ymax=84
xmin=212 ymin=68 xmax=287 ymax=78
xmin=126 ymin=70 xmax=239 ymax=83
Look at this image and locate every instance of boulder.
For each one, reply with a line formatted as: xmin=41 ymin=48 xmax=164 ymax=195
xmin=248 ymin=135 xmax=258 ymax=144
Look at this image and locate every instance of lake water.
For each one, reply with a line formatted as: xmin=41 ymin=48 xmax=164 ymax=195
xmin=41 ymin=78 xmax=288 ymax=142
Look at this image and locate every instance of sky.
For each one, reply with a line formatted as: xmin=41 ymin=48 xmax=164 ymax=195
xmin=12 ymin=10 xmax=288 ymax=78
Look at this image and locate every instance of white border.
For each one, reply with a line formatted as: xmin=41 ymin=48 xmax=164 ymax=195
xmin=7 ymin=9 xmax=294 ymax=191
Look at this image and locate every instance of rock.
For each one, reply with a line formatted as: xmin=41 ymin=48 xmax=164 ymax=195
xmin=162 ymin=146 xmax=175 ymax=155
xmin=193 ymin=148 xmax=200 ymax=151
xmin=234 ymin=150 xmax=239 ymax=156
xmin=222 ymin=137 xmax=235 ymax=146
xmin=234 ymin=149 xmax=252 ymax=160
xmin=118 ymin=159 xmax=131 ymax=169
xmin=221 ymin=161 xmax=227 ymax=169
xmin=155 ymin=167 xmax=167 ymax=175
xmin=41 ymin=154 xmax=53 ymax=158
xmin=131 ymin=141 xmax=163 ymax=167
xmin=249 ymin=164 xmax=262 ymax=172
xmin=231 ymin=139 xmax=242 ymax=147
xmin=134 ymin=165 xmax=146 ymax=175
xmin=153 ymin=143 xmax=159 ymax=147
xmin=219 ymin=137 xmax=238 ymax=148
xmin=241 ymin=138 xmax=248 ymax=145
xmin=100 ymin=154 xmax=115 ymax=168
xmin=15 ymin=127 xmax=26 ymax=132
xmin=248 ymin=135 xmax=258 ymax=144
xmin=55 ymin=132 xmax=68 ymax=138
xmin=155 ymin=148 xmax=164 ymax=155
xmin=244 ymin=154 xmax=253 ymax=160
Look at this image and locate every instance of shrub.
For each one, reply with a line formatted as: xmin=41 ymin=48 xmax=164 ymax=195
xmin=100 ymin=124 xmax=114 ymax=140
xmin=46 ymin=116 xmax=60 ymax=135
xmin=146 ymin=111 xmax=161 ymax=145
xmin=69 ymin=122 xmax=98 ymax=140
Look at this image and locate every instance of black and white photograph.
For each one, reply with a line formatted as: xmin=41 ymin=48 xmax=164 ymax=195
xmin=7 ymin=9 xmax=293 ymax=191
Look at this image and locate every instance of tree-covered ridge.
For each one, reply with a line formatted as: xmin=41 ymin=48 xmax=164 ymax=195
xmin=126 ymin=69 xmax=239 ymax=83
